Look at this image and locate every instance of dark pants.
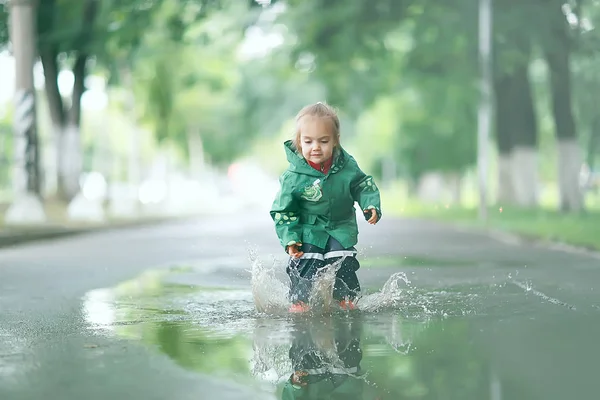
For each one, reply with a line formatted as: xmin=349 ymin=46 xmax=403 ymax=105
xmin=289 ymin=317 xmax=363 ymax=387
xmin=286 ymin=236 xmax=361 ymax=304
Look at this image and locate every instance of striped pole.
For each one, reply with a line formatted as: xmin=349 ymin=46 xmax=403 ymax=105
xmin=4 ymin=0 xmax=46 ymax=224
xmin=9 ymin=0 xmax=41 ymax=196
xmin=13 ymin=88 xmax=37 ymax=194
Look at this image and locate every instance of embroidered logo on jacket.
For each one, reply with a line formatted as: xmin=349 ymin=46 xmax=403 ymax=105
xmin=301 ymin=179 xmax=323 ymax=202
xmin=359 ymin=176 xmax=378 ymax=192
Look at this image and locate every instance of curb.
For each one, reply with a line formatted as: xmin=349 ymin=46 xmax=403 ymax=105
xmin=446 ymin=222 xmax=600 ymax=260
xmin=0 ymin=216 xmax=185 ymax=249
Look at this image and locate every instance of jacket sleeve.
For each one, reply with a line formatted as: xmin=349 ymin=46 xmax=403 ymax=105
xmin=350 ymin=162 xmax=382 ymax=221
xmin=270 ymin=171 xmax=303 ymax=248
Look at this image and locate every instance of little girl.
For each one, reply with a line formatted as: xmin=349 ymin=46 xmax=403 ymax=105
xmin=270 ymin=102 xmax=382 ymax=313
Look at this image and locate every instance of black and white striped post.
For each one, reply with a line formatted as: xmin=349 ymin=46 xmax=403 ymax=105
xmin=5 ymin=0 xmax=46 ymax=224
xmin=13 ymin=88 xmax=36 ymax=193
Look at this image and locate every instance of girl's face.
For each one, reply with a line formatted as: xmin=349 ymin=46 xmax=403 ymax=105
xmin=298 ymin=116 xmax=336 ymax=164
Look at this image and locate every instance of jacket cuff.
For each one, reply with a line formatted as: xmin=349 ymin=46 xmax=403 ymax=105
xmin=285 ymin=240 xmax=302 ymax=250
xmin=364 ymin=205 xmax=381 ymax=220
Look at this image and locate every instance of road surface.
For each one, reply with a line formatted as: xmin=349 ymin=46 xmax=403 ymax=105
xmin=0 ymin=209 xmax=598 ymax=399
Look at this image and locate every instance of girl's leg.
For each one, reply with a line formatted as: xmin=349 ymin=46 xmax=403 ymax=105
xmin=323 ymin=237 xmax=361 ymax=301
xmin=286 ymin=243 xmax=326 ymax=304
xmin=334 ymin=317 xmax=363 ymax=369
xmin=289 ymin=325 xmax=323 ymax=375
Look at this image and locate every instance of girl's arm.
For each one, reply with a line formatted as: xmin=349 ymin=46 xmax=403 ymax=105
xmin=350 ymin=166 xmax=382 ymax=223
xmin=270 ymin=171 xmax=303 ymax=249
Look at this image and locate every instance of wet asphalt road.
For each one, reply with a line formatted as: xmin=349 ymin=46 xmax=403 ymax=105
xmin=0 ymin=208 xmax=599 ymax=400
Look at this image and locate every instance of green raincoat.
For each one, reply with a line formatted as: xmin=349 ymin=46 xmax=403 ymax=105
xmin=270 ymin=140 xmax=382 ymax=250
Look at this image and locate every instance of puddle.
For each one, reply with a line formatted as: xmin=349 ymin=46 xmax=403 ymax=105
xmin=82 ymin=258 xmax=600 ymax=399
xmin=82 ymin=279 xmax=480 ymax=398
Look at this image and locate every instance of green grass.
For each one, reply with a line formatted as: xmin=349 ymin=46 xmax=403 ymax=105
xmin=363 ymin=254 xmax=480 ymax=268
xmin=382 ymin=186 xmax=600 ymax=251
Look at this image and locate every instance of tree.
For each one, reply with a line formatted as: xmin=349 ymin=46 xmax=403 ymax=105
xmin=398 ymin=0 xmax=479 ymax=194
xmin=0 ymin=3 xmax=7 ymax=47
xmin=33 ymin=0 xmax=174 ymax=201
xmin=0 ymin=0 xmax=184 ymax=201
xmin=540 ymin=0 xmax=584 ymax=212
xmin=276 ymin=0 xmax=407 ymax=113
xmin=130 ymin=0 xmax=263 ymax=167
xmin=36 ymin=0 xmax=101 ymax=201
xmin=493 ymin=0 xmax=540 ymax=207
xmin=573 ymin=48 xmax=600 ymax=174
xmin=270 ymin=0 xmax=481 ymax=187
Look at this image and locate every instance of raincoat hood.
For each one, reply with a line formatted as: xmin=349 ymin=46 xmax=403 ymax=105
xmin=283 ymin=140 xmax=348 ymax=177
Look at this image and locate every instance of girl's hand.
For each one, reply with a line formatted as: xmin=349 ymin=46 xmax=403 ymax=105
xmin=292 ymin=371 xmax=308 ymax=386
xmin=287 ymin=243 xmax=304 ymax=258
xmin=364 ymin=209 xmax=379 ymax=225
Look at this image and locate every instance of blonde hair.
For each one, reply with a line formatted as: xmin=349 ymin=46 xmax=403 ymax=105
xmin=293 ymin=102 xmax=340 ymax=151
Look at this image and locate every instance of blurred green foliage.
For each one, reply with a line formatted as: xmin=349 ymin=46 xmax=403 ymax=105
xmin=1 ymin=0 xmax=600 ymax=204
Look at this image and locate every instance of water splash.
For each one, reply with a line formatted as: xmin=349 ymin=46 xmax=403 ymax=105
xmin=249 ymin=251 xmax=411 ymax=315
xmin=248 ymin=251 xmax=345 ymax=314
xmin=249 ymin=251 xmax=291 ymax=315
xmin=251 ymin=318 xmax=295 ymax=384
xmin=307 ymin=258 xmax=343 ymax=313
xmin=511 ymin=280 xmax=576 ymax=311
xmin=357 ymin=272 xmax=412 ymax=312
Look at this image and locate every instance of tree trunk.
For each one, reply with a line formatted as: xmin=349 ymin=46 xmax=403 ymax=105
xmin=41 ymin=51 xmax=87 ymax=203
xmin=4 ymin=0 xmax=46 ymax=225
xmin=543 ymin=0 xmax=584 ymax=212
xmin=10 ymin=4 xmax=41 ymax=195
xmin=37 ymin=0 xmax=97 ymax=203
xmin=492 ymin=0 xmax=539 ymax=207
xmin=510 ymin=63 xmax=539 ymax=207
xmin=587 ymin=117 xmax=600 ymax=171
xmin=382 ymin=157 xmax=396 ymax=187
xmin=187 ymin=129 xmax=205 ymax=179
xmin=39 ymin=48 xmax=63 ymax=199
xmin=446 ymin=172 xmax=462 ymax=204
xmin=120 ymin=66 xmax=141 ymax=193
xmin=493 ymin=74 xmax=516 ymax=204
xmin=56 ymin=54 xmax=87 ymax=202
xmin=493 ymin=64 xmax=538 ymax=207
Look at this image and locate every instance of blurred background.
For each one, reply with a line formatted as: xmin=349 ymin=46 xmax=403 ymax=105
xmin=0 ymin=0 xmax=599 ymax=246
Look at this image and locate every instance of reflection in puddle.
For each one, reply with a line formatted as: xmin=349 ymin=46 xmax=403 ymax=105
xmin=81 ymin=264 xmax=508 ymax=399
